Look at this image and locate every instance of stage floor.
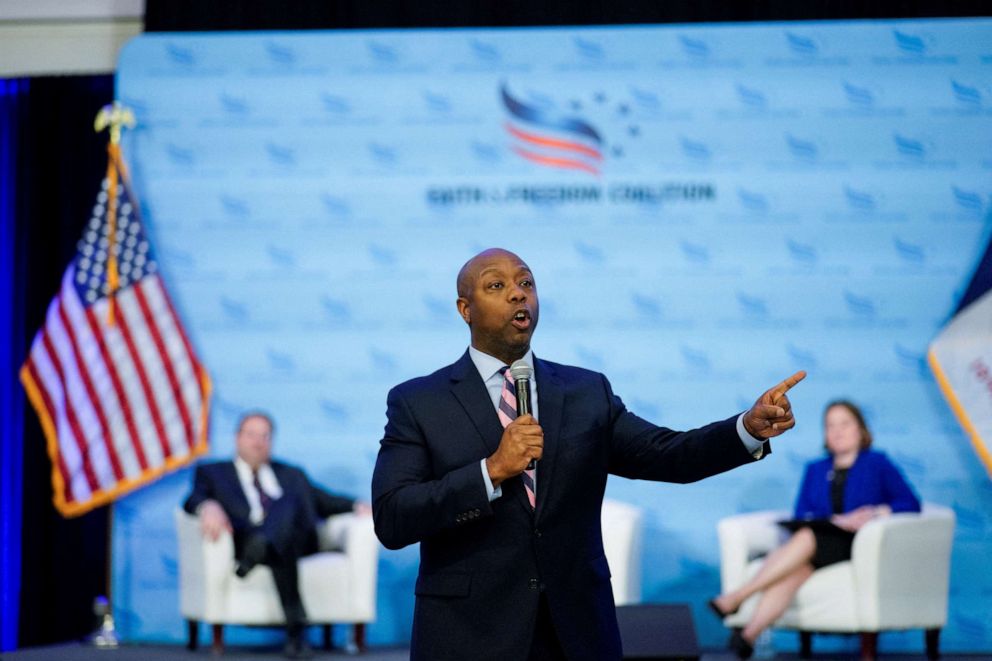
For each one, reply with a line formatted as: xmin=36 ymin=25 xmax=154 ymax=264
xmin=3 ymin=644 xmax=992 ymax=661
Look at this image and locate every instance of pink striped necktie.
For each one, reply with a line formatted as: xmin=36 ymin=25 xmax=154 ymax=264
xmin=497 ymin=367 xmax=536 ymax=509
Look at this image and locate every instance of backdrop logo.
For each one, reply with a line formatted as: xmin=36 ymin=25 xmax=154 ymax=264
xmin=951 ymin=186 xmax=985 ymax=213
xmin=842 ymin=81 xmax=875 ymax=106
xmin=165 ymin=42 xmax=196 ymax=67
xmin=893 ymin=30 xmax=927 ymax=54
xmin=220 ymin=295 xmax=250 ymax=323
xmin=500 ymin=83 xmax=604 ymax=175
xmin=220 ymin=194 xmax=250 ymax=219
xmin=893 ymin=237 xmax=925 ymax=264
xmin=219 ymin=93 xmax=250 ymax=115
xmin=367 ymin=41 xmax=399 ymax=65
xmin=264 ymin=41 xmax=295 ymax=65
xmin=630 ymin=293 xmax=662 ymax=319
xmin=679 ymin=240 xmax=710 ymax=264
xmin=573 ymin=37 xmax=605 ymax=61
xmin=844 ymin=185 xmax=876 ymax=211
xmin=893 ymin=133 xmax=926 ymax=158
xmin=786 ymin=133 xmax=819 ymax=160
xmin=321 ymin=93 xmax=351 ymax=114
xmin=165 ymin=143 xmax=195 ymax=166
xmin=678 ymin=35 xmax=710 ymax=59
xmin=735 ymin=83 xmax=767 ymax=109
xmin=321 ymin=194 xmax=351 ymax=217
xmin=843 ymin=290 xmax=876 ymax=317
xmin=786 ymin=343 xmax=818 ymax=370
xmin=469 ymin=38 xmax=500 ymax=62
xmin=320 ymin=296 xmax=351 ymax=324
xmin=423 ymin=91 xmax=452 ymax=113
xmin=738 ymin=188 xmax=769 ymax=213
xmin=680 ymin=136 xmax=712 ymax=161
xmin=951 ymin=80 xmax=982 ymax=106
xmin=785 ymin=32 xmax=819 ymax=56
xmin=785 ymin=238 xmax=817 ymax=264
xmin=574 ymin=240 xmax=605 ymax=264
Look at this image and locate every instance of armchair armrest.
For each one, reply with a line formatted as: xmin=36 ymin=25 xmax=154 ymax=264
xmin=716 ymin=510 xmax=789 ymax=594
xmin=851 ymin=503 xmax=955 ymax=630
xmin=175 ymin=507 xmax=237 ymax=621
xmin=316 ymin=513 xmax=379 ymax=620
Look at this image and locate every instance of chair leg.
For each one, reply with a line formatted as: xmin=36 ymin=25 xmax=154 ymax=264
xmin=323 ymin=624 xmax=333 ymax=651
xmin=926 ymin=628 xmax=941 ymax=660
xmin=860 ymin=631 xmax=878 ymax=661
xmin=186 ymin=620 xmax=199 ymax=651
xmin=212 ymin=623 xmax=225 ymax=655
xmin=354 ymin=623 xmax=366 ymax=652
xmin=799 ymin=630 xmax=813 ymax=659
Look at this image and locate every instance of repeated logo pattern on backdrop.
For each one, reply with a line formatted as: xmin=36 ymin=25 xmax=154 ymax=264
xmin=113 ymin=20 xmax=992 ymax=651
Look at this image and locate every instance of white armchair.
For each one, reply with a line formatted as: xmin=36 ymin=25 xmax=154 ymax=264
xmin=716 ymin=503 xmax=955 ymax=660
xmin=601 ymin=498 xmax=644 ymax=606
xmin=175 ymin=508 xmax=378 ymax=653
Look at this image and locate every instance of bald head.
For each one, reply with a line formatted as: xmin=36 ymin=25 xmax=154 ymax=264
xmin=456 ymin=248 xmax=528 ymax=299
xmin=455 ymin=248 xmax=539 ymax=364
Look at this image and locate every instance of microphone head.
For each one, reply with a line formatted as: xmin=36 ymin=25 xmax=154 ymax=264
xmin=509 ymin=360 xmax=533 ymax=381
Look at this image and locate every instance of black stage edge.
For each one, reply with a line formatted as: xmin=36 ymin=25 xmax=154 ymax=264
xmin=618 ymin=603 xmax=700 ymax=660
xmin=4 ymin=642 xmax=992 ymax=660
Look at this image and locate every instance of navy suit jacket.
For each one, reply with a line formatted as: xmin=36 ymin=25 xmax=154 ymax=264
xmin=371 ymin=351 xmax=762 ymax=660
xmin=793 ymin=450 xmax=921 ymax=519
xmin=183 ymin=460 xmax=354 ymax=557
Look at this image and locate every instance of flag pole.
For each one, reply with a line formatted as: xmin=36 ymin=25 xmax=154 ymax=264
xmin=88 ymin=103 xmax=135 ymax=649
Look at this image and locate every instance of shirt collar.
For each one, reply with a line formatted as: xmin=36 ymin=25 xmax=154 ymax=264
xmin=234 ymin=455 xmax=269 ymax=477
xmin=468 ymin=345 xmax=535 ymax=383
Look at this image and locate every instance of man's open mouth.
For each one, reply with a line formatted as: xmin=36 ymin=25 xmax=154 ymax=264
xmin=511 ymin=309 xmax=531 ymax=330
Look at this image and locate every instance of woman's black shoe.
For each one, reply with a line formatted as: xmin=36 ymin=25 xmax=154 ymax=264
xmin=728 ymin=629 xmax=754 ymax=660
xmin=708 ymin=597 xmax=739 ymax=618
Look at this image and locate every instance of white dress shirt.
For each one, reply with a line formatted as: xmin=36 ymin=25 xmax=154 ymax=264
xmin=470 ymin=346 xmax=538 ymax=501
xmin=234 ymin=456 xmax=284 ymax=524
xmin=469 ymin=346 xmax=767 ymax=501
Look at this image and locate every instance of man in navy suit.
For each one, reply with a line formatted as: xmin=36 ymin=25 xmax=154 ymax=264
xmin=372 ymin=248 xmax=805 ymax=660
xmin=184 ymin=411 xmax=366 ymax=659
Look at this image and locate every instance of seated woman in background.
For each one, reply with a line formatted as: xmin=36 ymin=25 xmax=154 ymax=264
xmin=708 ymin=400 xmax=921 ymax=659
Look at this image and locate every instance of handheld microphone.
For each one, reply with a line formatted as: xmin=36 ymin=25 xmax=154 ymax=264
xmin=509 ymin=360 xmax=536 ymax=469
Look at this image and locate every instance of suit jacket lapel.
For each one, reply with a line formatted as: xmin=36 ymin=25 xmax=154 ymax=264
xmin=449 ymin=350 xmax=505 ymax=458
xmin=533 ymin=357 xmax=563 ymax=520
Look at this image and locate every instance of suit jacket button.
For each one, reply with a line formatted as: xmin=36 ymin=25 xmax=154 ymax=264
xmin=528 ymin=578 xmax=539 ymax=590
xmin=534 ymin=528 xmax=542 ymax=537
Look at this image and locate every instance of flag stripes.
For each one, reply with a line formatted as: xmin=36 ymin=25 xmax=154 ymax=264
xmin=20 ymin=147 xmax=210 ymax=516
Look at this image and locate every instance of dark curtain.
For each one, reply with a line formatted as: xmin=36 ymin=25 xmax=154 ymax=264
xmin=11 ymin=75 xmax=115 ymax=648
xmin=144 ymin=0 xmax=988 ymax=31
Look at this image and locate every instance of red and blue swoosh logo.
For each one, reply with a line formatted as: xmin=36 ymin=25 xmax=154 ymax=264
xmin=501 ymin=83 xmax=604 ymax=176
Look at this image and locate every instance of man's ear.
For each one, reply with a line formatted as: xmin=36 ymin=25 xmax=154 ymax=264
xmin=456 ymin=297 xmax=471 ymax=324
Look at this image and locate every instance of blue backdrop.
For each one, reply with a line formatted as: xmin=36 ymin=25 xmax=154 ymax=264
xmin=112 ymin=19 xmax=992 ymax=652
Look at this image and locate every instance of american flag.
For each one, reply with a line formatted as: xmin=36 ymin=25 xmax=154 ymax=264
xmin=19 ymin=149 xmax=211 ymax=517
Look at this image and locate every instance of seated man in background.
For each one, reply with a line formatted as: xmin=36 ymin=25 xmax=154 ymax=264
xmin=183 ymin=410 xmax=369 ymax=659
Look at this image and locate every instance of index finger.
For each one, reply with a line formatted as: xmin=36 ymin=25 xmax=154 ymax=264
xmin=770 ymin=370 xmax=806 ymax=399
